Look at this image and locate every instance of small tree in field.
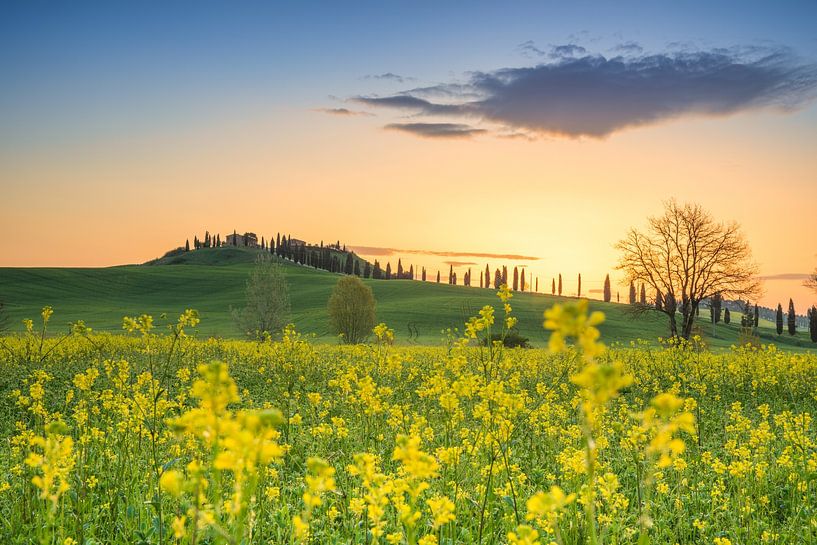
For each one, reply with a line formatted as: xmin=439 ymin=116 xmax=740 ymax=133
xmin=788 ymin=299 xmax=797 ymax=336
xmin=328 ymin=276 xmax=376 ymax=344
xmin=233 ymin=256 xmax=291 ymax=340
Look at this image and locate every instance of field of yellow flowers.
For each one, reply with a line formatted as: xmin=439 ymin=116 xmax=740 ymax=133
xmin=2 ymin=288 xmax=816 ymax=545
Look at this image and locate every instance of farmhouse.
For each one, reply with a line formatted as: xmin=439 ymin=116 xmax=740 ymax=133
xmin=226 ymin=232 xmax=259 ymax=248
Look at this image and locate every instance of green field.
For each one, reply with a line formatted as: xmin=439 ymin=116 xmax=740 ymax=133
xmin=1 ymin=247 xmax=814 ymax=350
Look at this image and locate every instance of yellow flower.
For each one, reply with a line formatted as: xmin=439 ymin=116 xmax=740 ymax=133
xmin=159 ymin=469 xmax=184 ymax=497
xmin=426 ymin=494 xmax=456 ymax=528
xmin=507 ymin=525 xmax=540 ymax=545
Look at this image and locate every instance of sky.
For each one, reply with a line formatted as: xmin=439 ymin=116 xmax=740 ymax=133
xmin=1 ymin=1 xmax=816 ymax=310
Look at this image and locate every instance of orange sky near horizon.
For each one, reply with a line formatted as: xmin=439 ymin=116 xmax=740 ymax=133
xmin=1 ymin=102 xmax=815 ymax=311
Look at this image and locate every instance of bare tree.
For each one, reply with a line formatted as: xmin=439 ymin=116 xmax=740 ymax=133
xmin=806 ymin=266 xmax=817 ymax=294
xmin=233 ymin=255 xmax=291 ymax=340
xmin=616 ymin=200 xmax=759 ymax=339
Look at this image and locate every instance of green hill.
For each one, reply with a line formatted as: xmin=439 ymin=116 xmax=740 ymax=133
xmin=1 ymin=247 xmax=814 ymax=350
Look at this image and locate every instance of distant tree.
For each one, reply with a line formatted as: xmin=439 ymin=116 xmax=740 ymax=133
xmin=753 ymin=304 xmax=758 ymax=328
xmin=788 ymin=299 xmax=797 ymax=336
xmin=513 ymin=267 xmax=519 ymax=291
xmin=344 ymin=253 xmax=354 ymax=275
xmin=617 ymin=200 xmax=758 ymax=339
xmin=452 ymin=272 xmax=457 ymax=285
xmin=776 ymin=304 xmax=784 ymax=335
xmin=710 ymin=293 xmax=722 ymax=324
xmin=655 ymin=290 xmax=663 ymax=311
xmin=422 ymin=267 xmax=427 ymax=282
xmin=216 ymin=234 xmax=221 ymax=247
xmin=502 ymin=266 xmax=508 ymax=286
xmin=629 ymin=281 xmax=636 ymax=305
xmin=363 ymin=261 xmax=372 ymax=279
xmin=397 ymin=259 xmax=404 ymax=278
xmin=327 ymin=276 xmax=377 ymax=344
xmin=535 ymin=277 xmax=539 ymax=292
xmin=276 ymin=233 xmax=281 ymax=254
xmin=485 ymin=265 xmax=490 ymax=288
xmin=724 ymin=308 xmax=731 ymax=324
xmin=409 ymin=265 xmax=414 ymax=280
xmin=577 ymin=273 xmax=582 ymax=298
xmin=552 ymin=278 xmax=556 ymax=295
xmin=558 ymin=274 xmax=562 ymax=296
xmin=261 ymin=236 xmax=265 ymax=250
xmin=373 ymin=260 xmax=382 ymax=279
xmin=494 ymin=269 xmax=502 ymax=289
xmin=617 ymin=291 xmax=620 ymax=303
xmin=520 ymin=271 xmax=526 ymax=292
xmin=449 ymin=265 xmax=454 ymax=285
xmin=185 ymin=239 xmax=190 ymax=252
xmin=353 ymin=260 xmax=361 ymax=276
xmin=436 ymin=270 xmax=441 ymax=283
xmin=806 ymin=268 xmax=817 ymax=294
xmin=640 ymin=284 xmax=646 ymax=305
xmin=809 ymin=306 xmax=817 ymax=343
xmin=385 ymin=262 xmax=392 ymax=280
xmin=480 ymin=271 xmax=483 ymax=288
xmin=232 ymin=256 xmax=291 ymax=340
xmin=603 ymin=274 xmax=611 ymax=302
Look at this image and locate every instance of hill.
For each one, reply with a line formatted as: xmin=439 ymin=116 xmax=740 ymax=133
xmin=1 ymin=248 xmax=814 ymax=350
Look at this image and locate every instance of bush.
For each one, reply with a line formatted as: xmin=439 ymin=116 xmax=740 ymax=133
xmin=481 ymin=332 xmax=531 ymax=348
xmin=232 ymin=255 xmax=291 ymax=340
xmin=327 ymin=276 xmax=376 ymax=344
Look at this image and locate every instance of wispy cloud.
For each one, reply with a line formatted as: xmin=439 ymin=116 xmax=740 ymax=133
xmin=758 ymin=273 xmax=812 ymax=280
xmin=364 ymin=72 xmax=414 ymax=84
xmin=312 ymin=107 xmax=374 ymax=117
xmin=443 ymin=261 xmax=478 ymax=267
xmin=385 ymin=122 xmax=485 ymax=139
xmin=350 ymin=246 xmax=540 ymax=261
xmin=351 ymin=44 xmax=817 ymax=138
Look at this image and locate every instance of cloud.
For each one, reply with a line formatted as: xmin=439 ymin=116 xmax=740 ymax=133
xmin=312 ymin=107 xmax=374 ymax=117
xmin=384 ymin=122 xmax=485 ymax=139
xmin=758 ymin=273 xmax=812 ymax=280
xmin=443 ymin=261 xmax=478 ymax=267
xmin=364 ymin=72 xmax=414 ymax=84
xmin=349 ymin=246 xmax=540 ymax=261
xmin=352 ymin=45 xmax=817 ymax=138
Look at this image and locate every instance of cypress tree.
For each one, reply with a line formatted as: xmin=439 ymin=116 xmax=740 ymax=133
xmin=809 ymin=306 xmax=817 ymax=343
xmin=385 ymin=262 xmax=392 ymax=280
xmin=629 ymin=281 xmax=636 ymax=305
xmin=494 ymin=269 xmax=501 ymax=289
xmin=364 ymin=262 xmax=371 ymax=279
xmin=353 ymin=260 xmax=360 ymax=276
xmin=513 ymin=267 xmax=519 ymax=291
xmin=185 ymin=239 xmax=190 ymax=252
xmin=449 ymin=265 xmax=454 ymax=285
xmin=552 ymin=278 xmax=556 ymax=295
xmin=535 ymin=277 xmax=538 ymax=292
xmin=422 ymin=267 xmax=427 ymax=282
xmin=373 ymin=260 xmax=381 ymax=280
xmin=753 ymin=304 xmax=759 ymax=329
xmin=640 ymin=284 xmax=647 ymax=305
xmin=452 ymin=272 xmax=457 ymax=285
xmin=655 ymin=290 xmax=663 ymax=311
xmin=485 ymin=265 xmax=490 ymax=288
xmin=603 ymin=274 xmax=611 ymax=302
xmin=558 ymin=274 xmax=562 ymax=296
xmin=480 ymin=271 xmax=483 ymax=288
xmin=520 ymin=271 xmax=526 ymax=292
xmin=776 ymin=303 xmax=784 ymax=335
xmin=436 ymin=270 xmax=441 ymax=283
xmin=409 ymin=265 xmax=414 ymax=280
xmin=397 ymin=259 xmax=404 ymax=279
xmin=724 ymin=308 xmax=731 ymax=324
xmin=577 ymin=273 xmax=582 ymax=298
xmin=502 ymin=266 xmax=508 ymax=286
xmin=788 ymin=299 xmax=796 ymax=336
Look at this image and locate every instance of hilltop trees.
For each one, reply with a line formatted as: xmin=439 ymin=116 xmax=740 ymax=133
xmin=327 ymin=276 xmax=376 ymax=344
xmin=788 ymin=299 xmax=797 ymax=336
xmin=616 ymin=200 xmax=758 ymax=339
xmin=603 ymin=274 xmax=611 ymax=302
xmin=233 ymin=255 xmax=291 ymax=340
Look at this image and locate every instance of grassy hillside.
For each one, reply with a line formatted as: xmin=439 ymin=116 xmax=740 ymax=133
xmin=1 ymin=248 xmax=814 ymax=350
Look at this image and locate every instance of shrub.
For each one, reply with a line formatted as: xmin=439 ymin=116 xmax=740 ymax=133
xmin=232 ymin=255 xmax=291 ymax=340
xmin=327 ymin=276 xmax=376 ymax=344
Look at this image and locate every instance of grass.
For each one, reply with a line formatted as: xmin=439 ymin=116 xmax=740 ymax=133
xmin=1 ymin=247 xmax=814 ymax=350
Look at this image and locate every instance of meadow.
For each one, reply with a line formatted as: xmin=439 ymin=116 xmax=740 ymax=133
xmin=2 ymin=291 xmax=816 ymax=545
xmin=1 ymin=247 xmax=813 ymax=351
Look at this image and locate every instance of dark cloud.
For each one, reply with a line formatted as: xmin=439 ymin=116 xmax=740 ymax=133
xmin=517 ymin=40 xmax=546 ymax=58
xmin=349 ymin=246 xmax=540 ymax=261
xmin=612 ymin=41 xmax=643 ymax=55
xmin=312 ymin=107 xmax=374 ymax=117
xmin=353 ymin=45 xmax=817 ymax=138
xmin=384 ymin=122 xmax=485 ymax=139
